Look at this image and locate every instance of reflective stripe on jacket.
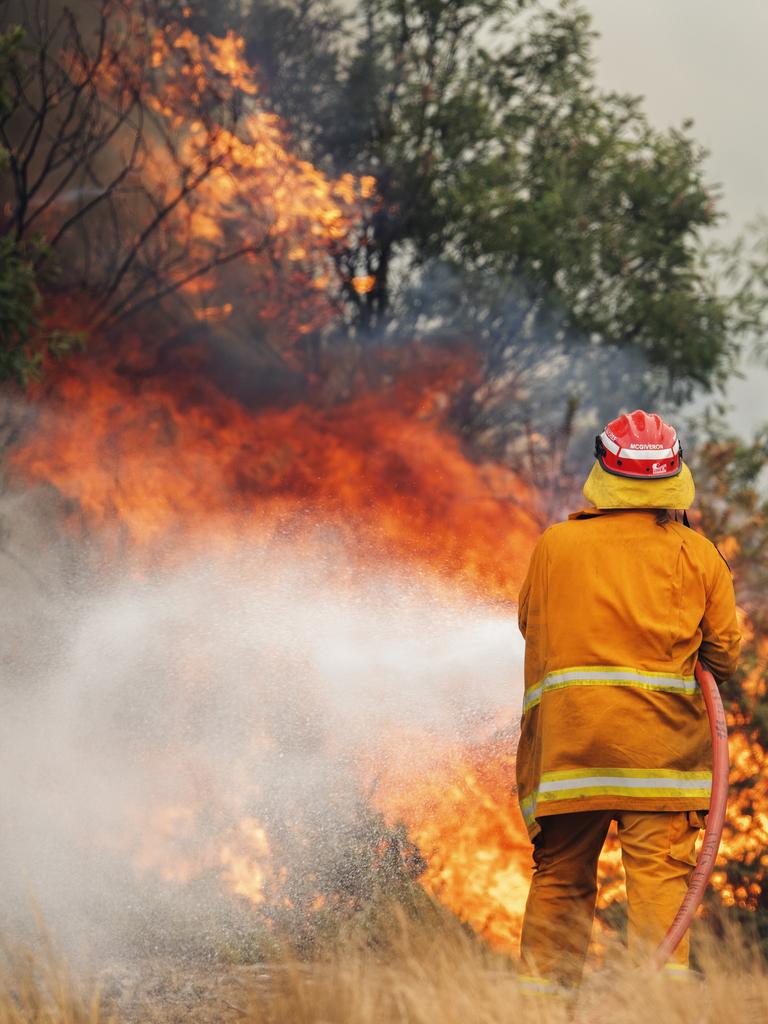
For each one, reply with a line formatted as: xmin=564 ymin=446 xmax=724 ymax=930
xmin=516 ymin=509 xmax=740 ymax=839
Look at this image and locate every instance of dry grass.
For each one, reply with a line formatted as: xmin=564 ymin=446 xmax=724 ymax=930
xmin=240 ymin=912 xmax=768 ymax=1024
xmin=0 ymin=935 xmax=112 ymax=1024
xmin=3 ymin=910 xmax=768 ymax=1024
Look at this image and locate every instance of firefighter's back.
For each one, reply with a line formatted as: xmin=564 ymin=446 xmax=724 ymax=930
xmin=539 ymin=510 xmax=725 ymax=676
xmin=516 ymin=507 xmax=739 ymax=829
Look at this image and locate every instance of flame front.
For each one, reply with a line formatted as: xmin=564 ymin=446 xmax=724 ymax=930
xmin=11 ymin=335 xmax=543 ymax=947
xmin=14 ymin=341 xmax=538 ymax=590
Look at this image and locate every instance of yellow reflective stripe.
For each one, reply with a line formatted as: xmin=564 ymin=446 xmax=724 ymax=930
xmin=542 ymin=664 xmax=696 ymax=680
xmin=539 ymin=769 xmax=711 ymax=796
xmin=524 ymin=678 xmax=699 ymax=712
xmin=663 ymin=964 xmax=693 ymax=981
xmin=538 ymin=772 xmax=711 ymax=803
xmin=522 ymin=768 xmax=711 ymax=821
xmin=518 ymin=975 xmax=565 ymax=996
xmin=523 ymin=665 xmax=698 ymax=712
xmin=541 ymin=767 xmax=711 ymax=782
xmin=537 ymin=786 xmax=711 ymax=803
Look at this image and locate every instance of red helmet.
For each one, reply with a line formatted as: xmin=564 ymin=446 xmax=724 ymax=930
xmin=594 ymin=410 xmax=683 ymax=479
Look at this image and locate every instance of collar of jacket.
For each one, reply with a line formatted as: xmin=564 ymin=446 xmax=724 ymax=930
xmin=567 ymin=507 xmax=661 ymax=521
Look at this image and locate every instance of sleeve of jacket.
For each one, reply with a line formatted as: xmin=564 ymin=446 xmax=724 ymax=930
xmin=699 ymin=550 xmax=741 ymax=682
xmin=518 ymin=535 xmax=544 ymax=639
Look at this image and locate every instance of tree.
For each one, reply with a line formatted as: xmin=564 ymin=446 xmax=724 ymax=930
xmin=241 ymin=0 xmax=348 ymax=159
xmin=239 ymin=0 xmax=766 ymax=463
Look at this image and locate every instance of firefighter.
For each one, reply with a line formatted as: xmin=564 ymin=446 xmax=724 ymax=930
xmin=516 ymin=410 xmax=740 ymax=990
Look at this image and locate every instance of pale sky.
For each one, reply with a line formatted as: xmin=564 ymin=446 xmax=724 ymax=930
xmin=584 ymin=0 xmax=768 ymax=240
xmin=580 ymin=0 xmax=768 ymax=428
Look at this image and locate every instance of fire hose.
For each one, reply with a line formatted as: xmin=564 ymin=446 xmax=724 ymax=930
xmin=653 ymin=660 xmax=729 ymax=968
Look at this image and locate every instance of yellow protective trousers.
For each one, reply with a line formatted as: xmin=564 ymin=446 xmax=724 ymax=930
xmin=520 ymin=809 xmax=702 ymax=987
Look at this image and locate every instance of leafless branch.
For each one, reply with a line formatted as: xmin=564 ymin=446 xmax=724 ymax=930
xmin=2 ymin=0 xmax=287 ymax=333
xmin=105 ymin=238 xmax=273 ymax=327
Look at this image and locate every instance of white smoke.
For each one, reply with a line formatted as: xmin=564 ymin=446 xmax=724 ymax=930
xmin=0 ymin=476 xmax=524 ymax=955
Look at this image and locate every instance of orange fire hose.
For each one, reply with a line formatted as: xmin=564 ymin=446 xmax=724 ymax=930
xmin=653 ymin=660 xmax=729 ymax=968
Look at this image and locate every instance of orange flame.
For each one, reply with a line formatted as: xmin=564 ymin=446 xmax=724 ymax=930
xmin=14 ymin=340 xmax=538 ymax=593
xmin=18 ymin=8 xmax=545 ymax=939
xmin=365 ymin=724 xmax=532 ymax=950
xmin=352 ymin=275 xmax=376 ymax=295
xmin=60 ymin=6 xmax=373 ymax=352
xmin=219 ymin=819 xmax=273 ymax=905
xmin=715 ymin=635 xmax=768 ymax=908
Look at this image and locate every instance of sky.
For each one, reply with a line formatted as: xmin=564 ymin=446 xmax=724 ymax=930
xmin=580 ymin=0 xmax=768 ymax=430
xmin=584 ymin=0 xmax=767 ymax=239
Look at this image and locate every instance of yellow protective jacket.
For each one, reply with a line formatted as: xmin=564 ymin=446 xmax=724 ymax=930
xmin=516 ymin=509 xmax=740 ymax=839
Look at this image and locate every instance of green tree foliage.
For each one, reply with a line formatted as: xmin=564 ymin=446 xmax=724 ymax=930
xmin=0 ymin=233 xmax=44 ymax=385
xmin=239 ymin=0 xmax=765 ymax=437
xmin=0 ymin=26 xmax=38 ymax=384
xmin=0 ymin=26 xmax=83 ymax=385
xmin=0 ymin=231 xmax=85 ymax=386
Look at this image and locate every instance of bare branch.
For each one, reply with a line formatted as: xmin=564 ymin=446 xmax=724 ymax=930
xmin=94 ymin=150 xmax=226 ymax=312
xmin=103 ymin=237 xmax=273 ymax=327
xmin=45 ymin=101 xmax=144 ymax=251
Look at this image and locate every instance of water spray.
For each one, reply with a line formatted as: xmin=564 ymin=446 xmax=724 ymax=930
xmin=653 ymin=661 xmax=729 ymax=968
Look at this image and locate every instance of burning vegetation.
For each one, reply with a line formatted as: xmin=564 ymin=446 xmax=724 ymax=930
xmin=0 ymin=0 xmax=566 ymax=956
